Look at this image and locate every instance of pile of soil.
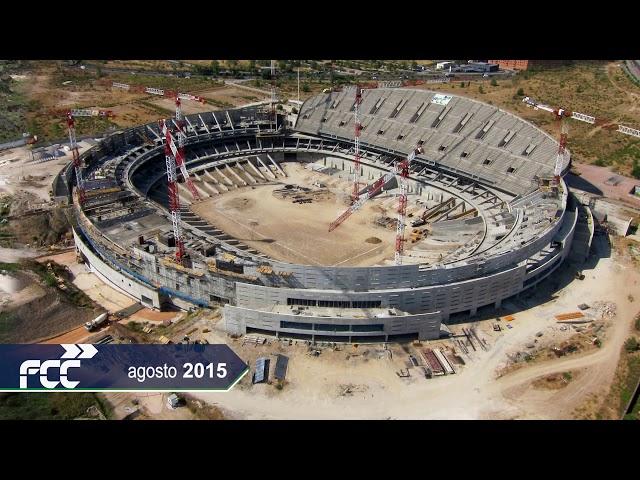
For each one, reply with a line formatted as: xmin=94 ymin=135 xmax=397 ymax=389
xmin=0 ymin=262 xmax=103 ymax=343
xmin=0 ymin=288 xmax=98 ymax=343
xmin=5 ymin=207 xmax=72 ymax=247
xmin=532 ymin=372 xmax=576 ymax=390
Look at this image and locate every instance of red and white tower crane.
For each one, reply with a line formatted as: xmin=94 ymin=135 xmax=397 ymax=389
xmin=59 ymin=108 xmax=115 ymax=118
xmin=328 ymin=145 xmax=423 ymax=265
xmin=160 ymin=120 xmax=201 ymax=202
xmin=352 ymin=85 xmax=363 ymax=200
xmin=270 ymin=60 xmax=278 ymax=130
xmin=395 ymin=153 xmax=411 ymax=265
xmin=522 ymin=96 xmax=640 ymax=183
xmin=112 ymin=82 xmax=205 ymax=105
xmin=66 ymin=111 xmax=86 ymax=205
xmin=172 ymin=96 xmax=201 ymax=201
xmin=113 ymin=82 xmax=203 ymax=201
xmin=161 ymin=119 xmax=186 ymax=265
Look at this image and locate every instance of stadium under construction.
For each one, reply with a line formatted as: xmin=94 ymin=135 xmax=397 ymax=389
xmin=56 ymin=87 xmax=577 ymax=343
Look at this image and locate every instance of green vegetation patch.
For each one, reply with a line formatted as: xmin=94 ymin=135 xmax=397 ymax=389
xmin=0 ymin=392 xmax=106 ymax=420
xmin=622 ymin=353 xmax=640 ymax=419
xmin=0 ymin=262 xmax=20 ymax=272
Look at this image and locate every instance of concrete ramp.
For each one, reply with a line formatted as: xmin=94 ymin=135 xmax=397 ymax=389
xmin=225 ymin=165 xmax=248 ymax=186
xmin=236 ymin=162 xmax=258 ymax=184
xmin=215 ymin=166 xmax=236 ymax=187
xmin=256 ymin=156 xmax=277 ymax=179
xmin=246 ymin=158 xmax=268 ymax=181
xmin=177 ymin=183 xmax=193 ymax=205
xmin=266 ymin=154 xmax=287 ymax=177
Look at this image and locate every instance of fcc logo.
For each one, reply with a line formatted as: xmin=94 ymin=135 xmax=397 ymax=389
xmin=19 ymin=344 xmax=97 ymax=389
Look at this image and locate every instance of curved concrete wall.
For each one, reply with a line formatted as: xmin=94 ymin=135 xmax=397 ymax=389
xmin=69 ymin=105 xmax=577 ymax=342
xmin=73 ymin=227 xmax=161 ymax=309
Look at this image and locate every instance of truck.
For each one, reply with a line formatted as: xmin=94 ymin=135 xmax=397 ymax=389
xmin=84 ymin=313 xmax=108 ymax=332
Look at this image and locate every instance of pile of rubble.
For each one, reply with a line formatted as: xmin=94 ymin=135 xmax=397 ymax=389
xmin=591 ymin=301 xmax=617 ymax=319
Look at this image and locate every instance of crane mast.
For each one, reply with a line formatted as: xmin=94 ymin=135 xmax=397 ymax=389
xmin=395 ymin=155 xmax=411 ymax=265
xmin=113 ymin=81 xmax=204 ymax=201
xmin=352 ymin=85 xmax=363 ymax=200
xmin=66 ymin=112 xmax=86 ymax=205
xmin=160 ymin=116 xmax=201 ymax=202
xmin=161 ymin=120 xmax=186 ymax=264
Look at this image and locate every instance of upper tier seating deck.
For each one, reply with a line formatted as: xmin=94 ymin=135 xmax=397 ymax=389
xmin=296 ymin=88 xmax=566 ymax=196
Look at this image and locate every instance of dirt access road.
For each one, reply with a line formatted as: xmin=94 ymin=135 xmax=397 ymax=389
xmin=194 ymin=235 xmax=639 ymax=419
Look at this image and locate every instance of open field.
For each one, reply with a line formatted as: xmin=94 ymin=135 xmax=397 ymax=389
xmin=199 ymin=85 xmax=268 ymax=108
xmin=415 ymin=61 xmax=640 ymax=176
xmin=7 ymin=62 xmax=231 ymax=140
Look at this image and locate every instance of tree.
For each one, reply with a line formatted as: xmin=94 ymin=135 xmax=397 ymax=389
xmin=302 ymin=83 xmax=311 ymax=93
xmin=632 ymin=159 xmax=640 ymax=180
xmin=210 ymin=60 xmax=219 ymax=75
xmin=625 ymin=336 xmax=639 ymax=352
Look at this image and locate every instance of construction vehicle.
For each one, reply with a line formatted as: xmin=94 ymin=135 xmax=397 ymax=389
xmin=84 ymin=313 xmax=108 ymax=332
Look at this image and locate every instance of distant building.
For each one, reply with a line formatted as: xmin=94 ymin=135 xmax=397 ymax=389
xmin=436 ymin=61 xmax=454 ymax=70
xmin=464 ymin=62 xmax=499 ymax=73
xmin=488 ymin=60 xmax=567 ymax=71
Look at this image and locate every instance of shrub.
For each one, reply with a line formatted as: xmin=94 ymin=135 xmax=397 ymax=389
xmin=478 ymin=86 xmax=485 ymax=94
xmin=632 ymin=159 xmax=640 ymax=180
xmin=625 ymin=336 xmax=639 ymax=353
xmin=517 ymin=87 xmax=525 ymax=96
xmin=490 ymin=78 xmax=498 ymax=87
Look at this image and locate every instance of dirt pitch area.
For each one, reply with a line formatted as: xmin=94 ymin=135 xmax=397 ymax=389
xmin=190 ymin=162 xmax=400 ymax=266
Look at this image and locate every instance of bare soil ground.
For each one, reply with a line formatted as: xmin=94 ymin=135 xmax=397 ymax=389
xmin=191 ymin=162 xmax=459 ymax=266
xmin=42 ymin=325 xmax=91 ymax=345
xmin=191 ymin=163 xmax=399 ymax=266
xmin=572 ymin=163 xmax=640 ymax=208
xmin=190 ymin=234 xmax=640 ymax=419
xmin=0 ymin=267 xmax=102 ymax=343
xmin=10 ymin=63 xmax=234 ymax=140
xmin=102 ymin=391 xmax=226 ymax=420
xmin=198 ymin=86 xmax=268 ymax=108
